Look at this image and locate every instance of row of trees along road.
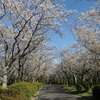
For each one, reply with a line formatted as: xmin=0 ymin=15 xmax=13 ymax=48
xmin=0 ymin=0 xmax=100 ymax=88
xmin=54 ymin=2 xmax=100 ymax=86
xmin=0 ymin=0 xmax=75 ymax=88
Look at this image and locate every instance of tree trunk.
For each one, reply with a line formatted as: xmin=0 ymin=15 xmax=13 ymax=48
xmin=2 ymin=66 xmax=8 ymax=88
xmin=73 ymin=75 xmax=77 ymax=84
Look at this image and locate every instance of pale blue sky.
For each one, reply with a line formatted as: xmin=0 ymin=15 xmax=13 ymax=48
xmin=46 ymin=0 xmax=96 ymax=49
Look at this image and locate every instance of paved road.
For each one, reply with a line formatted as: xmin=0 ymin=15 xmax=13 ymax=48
xmin=36 ymin=85 xmax=80 ymax=100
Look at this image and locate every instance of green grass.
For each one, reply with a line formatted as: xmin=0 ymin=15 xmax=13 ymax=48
xmin=63 ymin=85 xmax=76 ymax=93
xmin=77 ymin=88 xmax=92 ymax=97
xmin=31 ymin=91 xmax=39 ymax=100
xmin=62 ymin=85 xmax=96 ymax=100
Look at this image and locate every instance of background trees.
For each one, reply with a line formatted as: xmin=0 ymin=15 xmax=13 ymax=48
xmin=52 ymin=2 xmax=100 ymax=86
xmin=54 ymin=45 xmax=100 ymax=86
xmin=0 ymin=0 xmax=99 ymax=89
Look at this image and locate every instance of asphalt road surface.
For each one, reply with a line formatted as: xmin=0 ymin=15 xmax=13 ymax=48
xmin=36 ymin=85 xmax=80 ymax=100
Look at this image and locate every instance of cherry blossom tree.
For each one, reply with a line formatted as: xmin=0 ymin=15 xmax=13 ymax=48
xmin=54 ymin=44 xmax=100 ymax=85
xmin=72 ymin=2 xmax=100 ymax=56
xmin=71 ymin=2 xmax=100 ymax=84
xmin=21 ymin=44 xmax=54 ymax=83
xmin=53 ymin=2 xmax=100 ymax=86
xmin=0 ymin=0 xmax=75 ymax=88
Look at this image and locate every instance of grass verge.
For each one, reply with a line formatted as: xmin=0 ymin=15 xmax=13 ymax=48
xmin=62 ymin=85 xmax=96 ymax=100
